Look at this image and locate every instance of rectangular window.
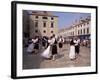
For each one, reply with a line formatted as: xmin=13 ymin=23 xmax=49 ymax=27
xmin=84 ymin=29 xmax=85 ymax=34
xmin=81 ymin=29 xmax=82 ymax=35
xmin=43 ymin=22 xmax=46 ymax=27
xmin=35 ymin=21 xmax=38 ymax=27
xmin=51 ymin=22 xmax=54 ymax=28
xmin=78 ymin=30 xmax=80 ymax=35
xmin=42 ymin=16 xmax=48 ymax=19
xmin=87 ymin=28 xmax=89 ymax=34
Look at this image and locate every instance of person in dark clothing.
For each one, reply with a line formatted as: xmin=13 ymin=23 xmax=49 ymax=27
xmin=32 ymin=36 xmax=39 ymax=54
xmin=50 ymin=34 xmax=58 ymax=60
xmin=42 ymin=36 xmax=48 ymax=49
xmin=74 ymin=37 xmax=80 ymax=56
xmin=58 ymin=36 xmax=64 ymax=52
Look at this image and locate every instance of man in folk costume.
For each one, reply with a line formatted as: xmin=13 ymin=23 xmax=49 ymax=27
xmin=42 ymin=36 xmax=46 ymax=49
xmin=58 ymin=36 xmax=64 ymax=52
xmin=50 ymin=34 xmax=58 ymax=60
xmin=74 ymin=37 xmax=80 ymax=56
xmin=32 ymin=36 xmax=39 ymax=54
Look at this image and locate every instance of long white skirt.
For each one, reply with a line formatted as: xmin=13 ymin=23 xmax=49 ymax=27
xmin=69 ymin=45 xmax=75 ymax=59
xmin=27 ymin=43 xmax=34 ymax=53
xmin=41 ymin=46 xmax=51 ymax=58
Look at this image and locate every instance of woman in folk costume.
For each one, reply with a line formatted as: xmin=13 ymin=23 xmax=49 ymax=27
xmin=27 ymin=39 xmax=34 ymax=53
xmin=41 ymin=37 xmax=52 ymax=59
xmin=50 ymin=34 xmax=58 ymax=60
xmin=69 ymin=38 xmax=76 ymax=60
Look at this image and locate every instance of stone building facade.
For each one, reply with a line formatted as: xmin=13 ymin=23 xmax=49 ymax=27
xmin=23 ymin=11 xmax=58 ymax=38
xmin=58 ymin=16 xmax=91 ymax=40
xmin=27 ymin=11 xmax=58 ymax=38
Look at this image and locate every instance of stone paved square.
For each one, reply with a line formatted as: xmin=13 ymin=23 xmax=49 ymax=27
xmin=23 ymin=44 xmax=91 ymax=69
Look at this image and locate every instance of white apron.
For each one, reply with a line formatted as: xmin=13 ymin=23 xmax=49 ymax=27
xmin=41 ymin=46 xmax=51 ymax=58
xmin=27 ymin=43 xmax=34 ymax=53
xmin=69 ymin=45 xmax=75 ymax=59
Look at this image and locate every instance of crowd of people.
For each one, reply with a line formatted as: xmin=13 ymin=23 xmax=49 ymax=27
xmin=25 ymin=34 xmax=81 ymax=61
